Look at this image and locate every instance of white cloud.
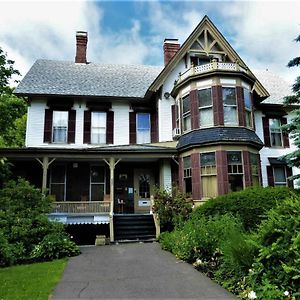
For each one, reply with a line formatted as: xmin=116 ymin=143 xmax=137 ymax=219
xmin=218 ymin=1 xmax=300 ymax=83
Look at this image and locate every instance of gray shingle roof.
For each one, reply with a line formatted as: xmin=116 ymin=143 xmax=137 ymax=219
xmin=254 ymin=70 xmax=292 ymax=104
xmin=177 ymin=127 xmax=263 ymax=150
xmin=15 ymin=59 xmax=162 ymax=98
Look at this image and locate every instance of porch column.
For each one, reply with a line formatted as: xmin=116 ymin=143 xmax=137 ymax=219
xmin=42 ymin=156 xmax=49 ymax=191
xmin=109 ymin=157 xmax=115 ymax=242
xmin=36 ymin=157 xmax=56 ymax=192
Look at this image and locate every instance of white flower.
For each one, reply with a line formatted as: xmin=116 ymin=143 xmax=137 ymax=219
xmin=284 ymin=291 xmax=289 ymax=296
xmin=248 ymin=269 xmax=252 ymax=273
xmin=196 ymin=258 xmax=202 ymax=265
xmin=248 ymin=291 xmax=257 ymax=299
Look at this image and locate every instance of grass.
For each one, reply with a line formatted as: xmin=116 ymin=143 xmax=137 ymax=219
xmin=0 ymin=259 xmax=66 ymax=300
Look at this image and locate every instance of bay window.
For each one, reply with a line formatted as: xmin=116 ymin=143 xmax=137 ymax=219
xmin=250 ymin=153 xmax=259 ymax=186
xmin=182 ymin=95 xmax=191 ymax=132
xmin=52 ymin=111 xmax=68 ymax=143
xmin=227 ymin=151 xmax=243 ymax=192
xmin=200 ymin=152 xmax=217 ymax=198
xmin=243 ymin=88 xmax=252 ymax=127
xmin=91 ymin=112 xmax=106 ymax=144
xmin=223 ymin=87 xmax=238 ymax=125
xmin=198 ymin=88 xmax=213 ymax=127
xmin=183 ymin=156 xmax=192 ymax=193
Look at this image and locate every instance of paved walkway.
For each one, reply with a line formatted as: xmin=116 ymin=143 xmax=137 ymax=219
xmin=51 ymin=242 xmax=236 ymax=300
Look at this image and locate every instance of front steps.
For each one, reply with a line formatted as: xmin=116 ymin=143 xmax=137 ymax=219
xmin=113 ymin=214 xmax=156 ymax=242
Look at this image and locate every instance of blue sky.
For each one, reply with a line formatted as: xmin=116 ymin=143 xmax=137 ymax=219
xmin=0 ymin=0 xmax=299 ymax=84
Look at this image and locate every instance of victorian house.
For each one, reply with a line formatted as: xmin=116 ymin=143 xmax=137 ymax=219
xmin=1 ymin=16 xmax=296 ymax=242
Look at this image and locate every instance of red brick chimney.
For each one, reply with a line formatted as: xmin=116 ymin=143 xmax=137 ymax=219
xmin=75 ymin=31 xmax=88 ymax=64
xmin=164 ymin=38 xmax=180 ymax=66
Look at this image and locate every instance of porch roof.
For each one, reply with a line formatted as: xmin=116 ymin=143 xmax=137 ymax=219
xmin=0 ymin=144 xmax=177 ymax=159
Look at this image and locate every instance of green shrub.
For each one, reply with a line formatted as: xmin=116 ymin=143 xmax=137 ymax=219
xmin=243 ymin=196 xmax=300 ymax=300
xmin=0 ymin=231 xmax=14 ymax=267
xmin=31 ymin=233 xmax=80 ymax=260
xmin=159 ymin=214 xmax=244 ymax=270
xmin=153 ymin=188 xmax=192 ymax=231
xmin=192 ymin=186 xmax=295 ymax=231
xmin=0 ymin=179 xmax=80 ymax=266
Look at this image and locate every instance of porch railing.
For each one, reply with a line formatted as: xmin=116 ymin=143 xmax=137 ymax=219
xmin=51 ymin=201 xmax=111 ymax=214
xmin=176 ymin=62 xmax=249 ymax=85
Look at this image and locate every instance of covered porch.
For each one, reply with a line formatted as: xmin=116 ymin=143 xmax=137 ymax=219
xmin=1 ymin=144 xmax=177 ymax=242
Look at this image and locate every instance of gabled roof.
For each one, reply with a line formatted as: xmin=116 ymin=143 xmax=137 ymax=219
xmin=148 ymin=15 xmax=269 ymax=99
xmin=15 ymin=59 xmax=162 ymax=99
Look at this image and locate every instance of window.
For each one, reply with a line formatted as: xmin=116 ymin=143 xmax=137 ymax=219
xmin=183 ymin=156 xmax=192 ymax=193
xmin=190 ymin=56 xmax=211 ymax=66
xmin=182 ymin=95 xmax=191 ymax=132
xmin=269 ymin=118 xmax=283 ymax=147
xmin=198 ymin=88 xmax=213 ymax=127
xmin=250 ymin=153 xmax=259 ymax=186
xmin=243 ymin=88 xmax=252 ymax=127
xmin=223 ymin=87 xmax=238 ymax=125
xmin=90 ymin=166 xmax=105 ymax=201
xmin=227 ymin=151 xmax=243 ymax=192
xmin=52 ymin=111 xmax=68 ymax=143
xmin=200 ymin=152 xmax=217 ymax=198
xmin=139 ymin=174 xmax=150 ymax=198
xmin=91 ymin=112 xmax=106 ymax=144
xmin=136 ymin=113 xmax=151 ymax=144
xmin=273 ymin=166 xmax=287 ymax=186
xmin=50 ymin=165 xmax=66 ymax=201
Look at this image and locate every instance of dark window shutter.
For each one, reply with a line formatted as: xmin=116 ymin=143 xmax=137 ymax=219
xmin=68 ymin=110 xmax=76 ymax=144
xmin=83 ymin=110 xmax=91 ymax=144
xmin=266 ymin=166 xmax=274 ymax=186
xmin=151 ymin=111 xmax=158 ymax=143
xmin=281 ymin=117 xmax=290 ymax=148
xmin=286 ymin=166 xmax=294 ymax=188
xmin=106 ymin=111 xmax=114 ymax=144
xmin=190 ymin=90 xmax=199 ymax=129
xmin=129 ymin=112 xmax=136 ymax=144
xmin=171 ymin=105 xmax=176 ymax=130
xmin=262 ymin=117 xmax=271 ymax=147
xmin=236 ymin=87 xmax=245 ymax=126
xmin=212 ymin=86 xmax=224 ymax=126
xmin=44 ymin=109 xmax=53 ymax=143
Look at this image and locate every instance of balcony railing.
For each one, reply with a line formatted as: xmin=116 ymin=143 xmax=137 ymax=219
xmin=51 ymin=201 xmax=111 ymax=214
xmin=175 ymin=62 xmax=248 ymax=85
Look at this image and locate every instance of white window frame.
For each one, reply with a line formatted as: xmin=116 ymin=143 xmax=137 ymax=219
xmin=273 ymin=166 xmax=287 ymax=186
xmin=222 ymin=86 xmax=238 ymax=126
xmin=269 ymin=118 xmax=283 ymax=147
xmin=136 ymin=112 xmax=151 ymax=144
xmin=91 ymin=111 xmax=107 ymax=144
xmin=198 ymin=87 xmax=213 ymax=127
xmin=243 ymin=88 xmax=252 ymax=128
xmin=52 ymin=111 xmax=68 ymax=143
xmin=182 ymin=95 xmax=191 ymax=132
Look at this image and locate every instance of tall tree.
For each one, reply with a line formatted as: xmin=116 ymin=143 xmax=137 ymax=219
xmin=0 ymin=47 xmax=27 ymax=147
xmin=282 ymin=35 xmax=300 ymax=179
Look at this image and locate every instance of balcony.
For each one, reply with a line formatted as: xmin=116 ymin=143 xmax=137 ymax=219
xmin=174 ymin=62 xmax=249 ymax=87
xmin=49 ymin=201 xmax=111 ymax=225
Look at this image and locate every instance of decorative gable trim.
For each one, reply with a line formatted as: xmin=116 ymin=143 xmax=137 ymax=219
xmin=148 ymin=15 xmax=269 ymax=100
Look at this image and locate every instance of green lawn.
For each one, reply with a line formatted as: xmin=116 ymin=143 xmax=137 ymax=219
xmin=0 ymin=259 xmax=66 ymax=300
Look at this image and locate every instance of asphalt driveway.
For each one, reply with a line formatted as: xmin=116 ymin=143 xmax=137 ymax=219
xmin=51 ymin=242 xmax=236 ymax=299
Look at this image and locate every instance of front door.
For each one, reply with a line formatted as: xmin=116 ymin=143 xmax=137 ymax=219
xmin=134 ymin=169 xmax=154 ymax=214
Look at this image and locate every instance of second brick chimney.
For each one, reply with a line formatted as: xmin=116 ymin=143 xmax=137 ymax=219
xmin=75 ymin=31 xmax=88 ymax=64
xmin=163 ymin=38 xmax=180 ymax=66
